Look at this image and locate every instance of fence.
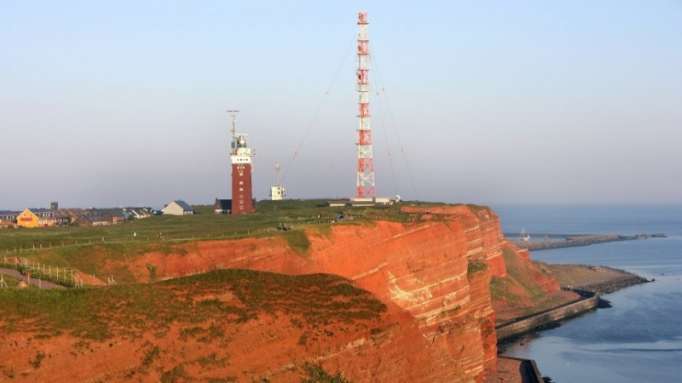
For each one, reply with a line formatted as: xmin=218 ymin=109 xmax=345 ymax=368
xmin=0 ymin=256 xmax=83 ymax=288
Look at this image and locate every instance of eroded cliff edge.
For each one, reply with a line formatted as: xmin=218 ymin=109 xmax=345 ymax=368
xmin=122 ymin=204 xmax=540 ymax=382
xmin=0 ymin=204 xmax=568 ymax=382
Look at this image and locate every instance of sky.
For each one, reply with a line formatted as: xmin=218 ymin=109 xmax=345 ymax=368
xmin=1 ymin=1 xmax=681 ymax=209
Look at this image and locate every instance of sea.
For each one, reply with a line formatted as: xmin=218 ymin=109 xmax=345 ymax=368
xmin=492 ymin=205 xmax=682 ymax=383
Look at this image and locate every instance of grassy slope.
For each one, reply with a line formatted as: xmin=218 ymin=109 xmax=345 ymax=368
xmin=0 ymin=201 xmax=413 ymax=251
xmin=490 ymin=246 xmax=575 ymax=322
xmin=0 ymin=200 xmax=431 ymax=279
xmin=1 ymin=273 xmax=22 ymax=288
xmin=0 ymin=269 xmax=386 ymax=341
xmin=1 ymin=200 xmax=494 ymax=303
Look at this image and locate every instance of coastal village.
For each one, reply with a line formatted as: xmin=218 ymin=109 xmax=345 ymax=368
xmin=0 ymin=9 xmax=669 ymax=383
xmin=0 ymin=11 xmax=396 ymax=233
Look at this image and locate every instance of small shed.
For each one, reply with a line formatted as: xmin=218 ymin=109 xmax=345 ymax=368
xmin=162 ymin=200 xmax=194 ymax=216
xmin=213 ymin=199 xmax=232 ymax=214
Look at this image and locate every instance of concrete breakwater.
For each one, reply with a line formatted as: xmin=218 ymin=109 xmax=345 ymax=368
xmin=496 ymin=356 xmax=544 ymax=383
xmin=510 ymin=233 xmax=665 ymax=251
xmin=496 ymin=291 xmax=600 ymax=342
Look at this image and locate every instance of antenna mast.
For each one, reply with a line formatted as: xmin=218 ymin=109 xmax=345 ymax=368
xmin=227 ymin=109 xmax=239 ymax=145
xmin=355 ymin=11 xmax=375 ymax=198
xmin=274 ymin=162 xmax=282 ymax=185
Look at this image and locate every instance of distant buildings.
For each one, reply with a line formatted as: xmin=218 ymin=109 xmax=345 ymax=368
xmin=124 ymin=207 xmax=154 ymax=219
xmin=0 ymin=203 xmax=156 ymax=229
xmin=0 ymin=211 xmax=19 ymax=228
xmin=213 ymin=199 xmax=232 ymax=214
xmin=16 ymin=208 xmax=70 ymax=228
xmin=161 ymin=200 xmax=194 ymax=216
xmin=70 ymin=209 xmax=127 ymax=226
xmin=270 ymin=185 xmax=286 ymax=201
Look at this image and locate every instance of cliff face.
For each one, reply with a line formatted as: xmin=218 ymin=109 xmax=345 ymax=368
xmin=1 ymin=204 xmax=543 ymax=382
xmin=120 ymin=205 xmax=510 ymax=382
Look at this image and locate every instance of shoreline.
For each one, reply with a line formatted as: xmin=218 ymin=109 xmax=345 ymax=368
xmin=496 ymin=264 xmax=650 ymax=344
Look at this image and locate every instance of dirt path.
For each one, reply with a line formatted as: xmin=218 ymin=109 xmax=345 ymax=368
xmin=0 ymin=267 xmax=65 ymax=289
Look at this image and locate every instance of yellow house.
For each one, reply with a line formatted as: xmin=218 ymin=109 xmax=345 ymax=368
xmin=16 ymin=209 xmax=41 ymax=228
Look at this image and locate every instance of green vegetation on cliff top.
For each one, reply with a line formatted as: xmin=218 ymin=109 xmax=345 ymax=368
xmin=0 ymin=200 xmax=414 ymax=251
xmin=0 ymin=200 xmax=480 ymax=276
xmin=0 ymin=200 xmax=491 ymax=284
xmin=0 ymin=269 xmax=387 ymax=341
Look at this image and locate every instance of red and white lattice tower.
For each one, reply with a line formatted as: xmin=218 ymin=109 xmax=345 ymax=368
xmin=355 ymin=11 xmax=375 ymax=199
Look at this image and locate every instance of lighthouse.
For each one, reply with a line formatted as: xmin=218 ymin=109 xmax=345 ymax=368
xmin=228 ymin=111 xmax=255 ymax=215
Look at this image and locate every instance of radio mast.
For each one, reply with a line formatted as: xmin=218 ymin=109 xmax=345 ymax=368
xmin=355 ymin=11 xmax=375 ymax=199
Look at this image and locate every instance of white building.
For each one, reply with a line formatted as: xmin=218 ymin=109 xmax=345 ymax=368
xmin=270 ymin=185 xmax=286 ymax=201
xmin=161 ymin=200 xmax=194 ymax=216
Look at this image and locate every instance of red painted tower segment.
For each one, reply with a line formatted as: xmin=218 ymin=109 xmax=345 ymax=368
xmin=228 ymin=112 xmax=255 ymax=215
xmin=355 ymin=11 xmax=376 ymax=198
xmin=231 ymin=163 xmax=254 ymax=215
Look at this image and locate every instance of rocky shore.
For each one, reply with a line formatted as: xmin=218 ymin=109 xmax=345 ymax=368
xmin=496 ymin=263 xmax=650 ymax=345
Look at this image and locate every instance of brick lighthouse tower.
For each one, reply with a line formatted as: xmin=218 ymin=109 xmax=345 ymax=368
xmin=228 ymin=111 xmax=255 ymax=215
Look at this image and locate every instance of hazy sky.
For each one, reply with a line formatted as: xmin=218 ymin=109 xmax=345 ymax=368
xmin=1 ymin=1 xmax=681 ymax=209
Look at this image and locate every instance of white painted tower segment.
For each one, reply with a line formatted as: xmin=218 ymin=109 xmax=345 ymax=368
xmin=355 ymin=11 xmax=375 ymax=198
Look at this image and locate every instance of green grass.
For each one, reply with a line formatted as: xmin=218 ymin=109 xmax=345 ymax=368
xmin=301 ymin=363 xmax=351 ymax=383
xmin=467 ymin=260 xmax=488 ymax=276
xmin=1 ymin=274 xmax=21 ymax=288
xmin=0 ymin=200 xmax=428 ymax=251
xmin=284 ymin=230 xmax=311 ymax=254
xmin=501 ymin=247 xmax=545 ymax=301
xmin=0 ymin=200 xmax=477 ymax=285
xmin=160 ymin=365 xmax=186 ymax=383
xmin=466 ymin=204 xmax=490 ymax=213
xmin=490 ymin=276 xmax=519 ymax=303
xmin=0 ymin=200 xmax=423 ymax=270
xmin=0 ymin=269 xmax=386 ymax=341
xmin=141 ymin=346 xmax=160 ymax=368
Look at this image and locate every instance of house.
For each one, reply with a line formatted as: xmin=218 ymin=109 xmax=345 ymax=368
xmin=328 ymin=199 xmax=351 ymax=208
xmin=16 ymin=209 xmax=41 ymax=228
xmin=63 ymin=208 xmax=126 ymax=227
xmin=123 ymin=207 xmax=153 ymax=219
xmin=213 ymin=199 xmax=232 ymax=214
xmin=16 ymin=208 xmax=69 ymax=228
xmin=0 ymin=211 xmax=19 ymax=228
xmin=162 ymin=200 xmax=194 ymax=216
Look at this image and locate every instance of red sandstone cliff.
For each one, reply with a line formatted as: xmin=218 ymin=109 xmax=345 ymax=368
xmin=1 ymin=204 xmax=562 ymax=382
xmin=120 ymin=204 xmax=509 ymax=382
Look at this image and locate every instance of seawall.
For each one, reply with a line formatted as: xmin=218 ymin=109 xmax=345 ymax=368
xmin=496 ymin=356 xmax=544 ymax=383
xmin=513 ymin=233 xmax=664 ymax=252
xmin=496 ymin=292 xmax=600 ymax=342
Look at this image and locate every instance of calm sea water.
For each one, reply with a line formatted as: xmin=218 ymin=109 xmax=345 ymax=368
xmin=493 ymin=205 xmax=682 ymax=383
